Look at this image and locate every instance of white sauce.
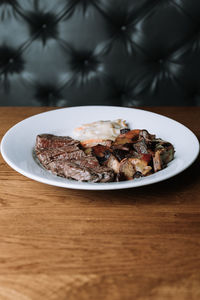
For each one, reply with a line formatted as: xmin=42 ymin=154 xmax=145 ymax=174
xmin=73 ymin=119 xmax=128 ymax=141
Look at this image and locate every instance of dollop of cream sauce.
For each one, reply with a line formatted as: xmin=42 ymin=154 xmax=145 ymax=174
xmin=73 ymin=119 xmax=128 ymax=141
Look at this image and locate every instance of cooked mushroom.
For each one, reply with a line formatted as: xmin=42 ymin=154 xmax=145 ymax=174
xmin=153 ymin=142 xmax=175 ymax=172
xmin=139 ymin=130 xmax=155 ymax=142
xmin=133 ymin=138 xmax=148 ymax=154
xmin=153 ymin=150 xmax=163 ymax=172
xmin=113 ymin=129 xmax=140 ymax=146
xmin=119 ymin=157 xmax=152 ymax=180
xmin=105 ymin=154 xmax=120 ymax=173
xmin=92 ymin=145 xmax=111 ymax=162
xmin=129 ymin=158 xmax=152 ymax=176
xmin=119 ymin=158 xmax=136 ymax=180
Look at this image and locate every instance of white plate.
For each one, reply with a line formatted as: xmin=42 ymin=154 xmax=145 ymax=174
xmin=1 ymin=106 xmax=199 ymax=190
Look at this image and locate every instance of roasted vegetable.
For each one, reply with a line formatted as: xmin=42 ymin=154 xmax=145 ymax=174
xmin=119 ymin=157 xmax=152 ymax=180
xmin=129 ymin=158 xmax=152 ymax=176
xmin=133 ymin=138 xmax=148 ymax=154
xmin=105 ymin=154 xmax=120 ymax=173
xmin=92 ymin=145 xmax=111 ymax=164
xmin=153 ymin=150 xmax=163 ymax=172
xmin=112 ymin=148 xmax=129 ymax=161
xmin=113 ymin=129 xmax=140 ymax=145
xmin=81 ymin=127 xmax=174 ymax=182
xmin=119 ymin=158 xmax=136 ymax=180
xmin=153 ymin=142 xmax=175 ymax=172
xmin=139 ymin=130 xmax=155 ymax=142
xmin=140 ymin=153 xmax=152 ymax=164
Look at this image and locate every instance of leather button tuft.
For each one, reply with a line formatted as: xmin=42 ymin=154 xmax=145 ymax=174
xmin=27 ymin=12 xmax=58 ymax=43
xmin=121 ymin=25 xmax=127 ymax=31
xmin=0 ymin=45 xmax=24 ymax=75
xmin=35 ymin=84 xmax=62 ymax=105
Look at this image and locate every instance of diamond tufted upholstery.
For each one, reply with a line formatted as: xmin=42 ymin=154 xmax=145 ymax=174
xmin=0 ymin=0 xmax=200 ymax=106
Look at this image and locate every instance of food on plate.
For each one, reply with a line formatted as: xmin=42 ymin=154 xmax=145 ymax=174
xmin=35 ymin=120 xmax=175 ymax=183
xmin=35 ymin=134 xmax=114 ymax=182
xmin=73 ymin=119 xmax=128 ymax=147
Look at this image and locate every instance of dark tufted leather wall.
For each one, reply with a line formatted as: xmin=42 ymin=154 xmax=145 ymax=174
xmin=0 ymin=0 xmax=200 ymax=106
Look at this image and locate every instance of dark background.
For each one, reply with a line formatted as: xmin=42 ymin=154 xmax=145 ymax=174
xmin=0 ymin=0 xmax=200 ymax=107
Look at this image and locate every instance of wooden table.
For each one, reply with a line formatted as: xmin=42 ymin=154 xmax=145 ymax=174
xmin=0 ymin=107 xmax=200 ymax=300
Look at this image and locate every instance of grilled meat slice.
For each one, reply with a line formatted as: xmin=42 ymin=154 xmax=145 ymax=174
xmin=63 ymin=159 xmax=114 ymax=182
xmin=38 ymin=154 xmax=100 ymax=181
xmin=73 ymin=155 xmax=100 ymax=169
xmin=36 ymin=134 xmax=80 ymax=149
xmin=35 ymin=147 xmax=85 ymax=167
xmin=43 ymin=159 xmax=66 ymax=177
xmin=73 ymin=155 xmax=115 ymax=182
xmin=37 ymin=151 xmax=114 ymax=183
xmin=63 ymin=161 xmax=100 ymax=182
xmin=95 ymin=166 xmax=115 ymax=183
xmin=35 ymin=134 xmax=86 ymax=167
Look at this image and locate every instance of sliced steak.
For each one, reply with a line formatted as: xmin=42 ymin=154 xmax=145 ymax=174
xmin=40 ymin=156 xmax=97 ymax=178
xmin=35 ymin=133 xmax=114 ymax=182
xmin=35 ymin=134 xmax=86 ymax=167
xmin=44 ymin=159 xmax=67 ymax=177
xmin=36 ymin=147 xmax=85 ymax=166
xmin=71 ymin=155 xmax=99 ymax=169
xmin=92 ymin=166 xmax=115 ymax=183
xmin=63 ymin=161 xmax=100 ymax=182
xmin=36 ymin=134 xmax=80 ymax=149
xmin=43 ymin=155 xmax=114 ymax=182
xmin=63 ymin=160 xmax=114 ymax=183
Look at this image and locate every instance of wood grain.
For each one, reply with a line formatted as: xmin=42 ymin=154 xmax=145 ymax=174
xmin=0 ymin=107 xmax=200 ymax=300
